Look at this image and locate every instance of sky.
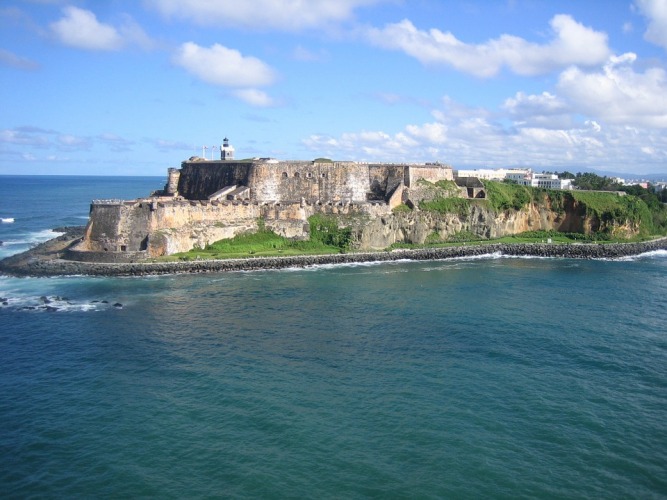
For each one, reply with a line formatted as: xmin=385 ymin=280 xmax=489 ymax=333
xmin=2 ymin=0 xmax=667 ymax=177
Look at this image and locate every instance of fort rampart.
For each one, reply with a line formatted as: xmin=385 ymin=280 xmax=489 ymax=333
xmin=68 ymin=159 xmax=455 ymax=261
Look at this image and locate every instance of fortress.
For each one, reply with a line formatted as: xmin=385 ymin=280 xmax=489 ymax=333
xmin=69 ymin=138 xmax=459 ymax=262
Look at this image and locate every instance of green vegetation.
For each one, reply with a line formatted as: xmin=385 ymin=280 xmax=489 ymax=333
xmin=569 ymin=191 xmax=654 ymax=235
xmin=391 ymin=203 xmax=412 ymax=213
xmin=434 ymin=179 xmax=461 ymax=196
xmin=167 ymin=215 xmax=352 ymax=261
xmin=484 ymin=181 xmax=533 ymax=211
xmin=313 ymin=158 xmax=333 ymax=163
xmin=418 ymin=178 xmax=665 ymax=237
xmin=445 ymin=230 xmax=484 ymax=243
xmin=419 ymin=197 xmax=471 ymax=216
xmin=572 ymin=172 xmax=622 ymax=191
xmin=307 ymin=214 xmax=352 ymax=250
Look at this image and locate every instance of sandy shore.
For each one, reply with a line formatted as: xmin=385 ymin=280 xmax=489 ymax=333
xmin=1 ymin=227 xmax=666 ymax=277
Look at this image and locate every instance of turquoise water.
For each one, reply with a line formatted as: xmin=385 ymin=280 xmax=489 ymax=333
xmin=1 ymin=177 xmax=666 ymax=498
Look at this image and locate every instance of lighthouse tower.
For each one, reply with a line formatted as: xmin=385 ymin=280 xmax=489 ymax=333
xmin=220 ymin=137 xmax=235 ymax=160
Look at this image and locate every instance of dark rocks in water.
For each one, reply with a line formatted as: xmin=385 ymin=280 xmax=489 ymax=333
xmin=101 ymin=300 xmax=109 ymax=304
xmin=44 ymin=306 xmax=59 ymax=312
xmin=113 ymin=303 xmax=123 ymax=309
xmin=40 ymin=296 xmax=52 ymax=304
xmin=0 ymin=240 xmax=3 ymax=246
xmin=2 ymin=232 xmax=667 ymax=277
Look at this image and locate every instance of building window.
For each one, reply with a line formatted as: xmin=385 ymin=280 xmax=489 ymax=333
xmin=282 ymin=172 xmax=288 ymax=178
xmin=294 ymin=172 xmax=300 ymax=178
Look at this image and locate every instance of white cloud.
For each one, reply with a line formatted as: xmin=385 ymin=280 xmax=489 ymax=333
xmin=503 ymin=91 xmax=573 ymax=128
xmin=366 ymin=14 xmax=610 ymax=77
xmin=57 ymin=134 xmax=92 ymax=150
xmin=557 ymin=53 xmax=667 ymax=128
xmin=49 ymin=7 xmax=153 ymax=51
xmin=301 ymin=96 xmax=667 ymax=173
xmin=146 ymin=0 xmax=382 ymax=31
xmin=0 ymin=48 xmax=39 ymax=70
xmin=0 ymin=128 xmax=51 ymax=147
xmin=232 ymin=89 xmax=275 ymax=107
xmin=50 ymin=6 xmax=123 ymax=51
xmin=635 ymin=0 xmax=667 ymax=50
xmin=173 ymin=42 xmax=276 ymax=88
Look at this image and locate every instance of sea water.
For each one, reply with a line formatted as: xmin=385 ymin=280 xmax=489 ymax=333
xmin=0 ymin=176 xmax=666 ymax=498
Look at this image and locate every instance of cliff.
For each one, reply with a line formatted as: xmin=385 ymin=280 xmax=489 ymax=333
xmin=66 ymin=159 xmax=658 ymax=262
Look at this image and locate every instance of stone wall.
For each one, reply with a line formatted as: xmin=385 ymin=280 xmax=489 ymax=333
xmin=79 ymin=193 xmax=395 ymax=260
xmin=174 ymin=160 xmax=454 ymax=204
xmin=177 ymin=161 xmax=254 ymax=199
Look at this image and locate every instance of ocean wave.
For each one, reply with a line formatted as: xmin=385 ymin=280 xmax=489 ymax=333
xmin=0 ymin=229 xmax=65 ymax=257
xmin=0 ymin=294 xmax=125 ymax=313
xmin=613 ymin=249 xmax=667 ymax=261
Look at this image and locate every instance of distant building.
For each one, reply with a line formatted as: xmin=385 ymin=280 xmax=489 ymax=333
xmin=454 ymin=168 xmax=530 ymax=181
xmin=220 ymin=137 xmax=235 ymax=160
xmin=516 ymin=173 xmax=573 ymax=190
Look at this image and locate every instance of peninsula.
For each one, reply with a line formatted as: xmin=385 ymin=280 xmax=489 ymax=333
xmin=2 ymin=138 xmax=666 ymax=277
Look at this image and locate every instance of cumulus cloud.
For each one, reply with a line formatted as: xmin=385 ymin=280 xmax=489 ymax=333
xmin=503 ymin=91 xmax=573 ymax=129
xmin=50 ymin=6 xmax=123 ymax=51
xmin=302 ymin=95 xmax=667 ymax=173
xmin=558 ymin=53 xmax=667 ymax=128
xmin=173 ymin=42 xmax=276 ymax=87
xmin=366 ymin=14 xmax=610 ymax=77
xmin=635 ymin=0 xmax=667 ymax=50
xmin=50 ymin=6 xmax=153 ymax=51
xmin=146 ymin=0 xmax=383 ymax=31
xmin=0 ymin=48 xmax=39 ymax=70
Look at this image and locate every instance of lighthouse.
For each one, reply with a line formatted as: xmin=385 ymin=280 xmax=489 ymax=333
xmin=220 ymin=137 xmax=235 ymax=160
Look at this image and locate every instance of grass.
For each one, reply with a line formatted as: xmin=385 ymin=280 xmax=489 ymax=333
xmin=163 ymin=229 xmax=342 ymax=261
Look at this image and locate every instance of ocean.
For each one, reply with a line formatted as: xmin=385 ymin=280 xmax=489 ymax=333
xmin=1 ymin=175 xmax=666 ymax=498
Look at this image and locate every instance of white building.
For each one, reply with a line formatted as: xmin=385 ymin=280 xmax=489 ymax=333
xmin=516 ymin=173 xmax=573 ymax=190
xmin=454 ymin=168 xmax=530 ymax=181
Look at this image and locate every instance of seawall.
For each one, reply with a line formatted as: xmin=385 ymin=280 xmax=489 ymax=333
xmin=2 ymin=234 xmax=666 ymax=277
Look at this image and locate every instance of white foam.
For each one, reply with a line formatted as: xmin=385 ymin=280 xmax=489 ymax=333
xmin=614 ymin=249 xmax=667 ymax=262
xmin=0 ymin=295 xmax=125 ymax=313
xmin=1 ymin=218 xmax=15 ymax=223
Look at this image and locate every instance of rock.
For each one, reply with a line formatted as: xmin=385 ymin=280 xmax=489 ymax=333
xmin=113 ymin=303 xmax=123 ymax=309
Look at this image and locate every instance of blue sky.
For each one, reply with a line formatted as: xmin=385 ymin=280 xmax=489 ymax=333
xmin=2 ymin=0 xmax=667 ymax=176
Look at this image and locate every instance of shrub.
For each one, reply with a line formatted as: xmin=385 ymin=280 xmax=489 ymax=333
xmin=307 ymin=214 xmax=352 ymax=250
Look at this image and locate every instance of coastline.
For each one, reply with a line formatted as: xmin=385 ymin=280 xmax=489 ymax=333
xmin=1 ymin=227 xmax=667 ymax=277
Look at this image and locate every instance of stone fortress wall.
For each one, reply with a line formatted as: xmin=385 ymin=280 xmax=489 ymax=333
xmin=71 ymin=157 xmax=454 ymax=261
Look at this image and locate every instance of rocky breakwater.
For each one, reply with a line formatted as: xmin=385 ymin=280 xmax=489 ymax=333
xmin=1 ymin=231 xmax=666 ymax=277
